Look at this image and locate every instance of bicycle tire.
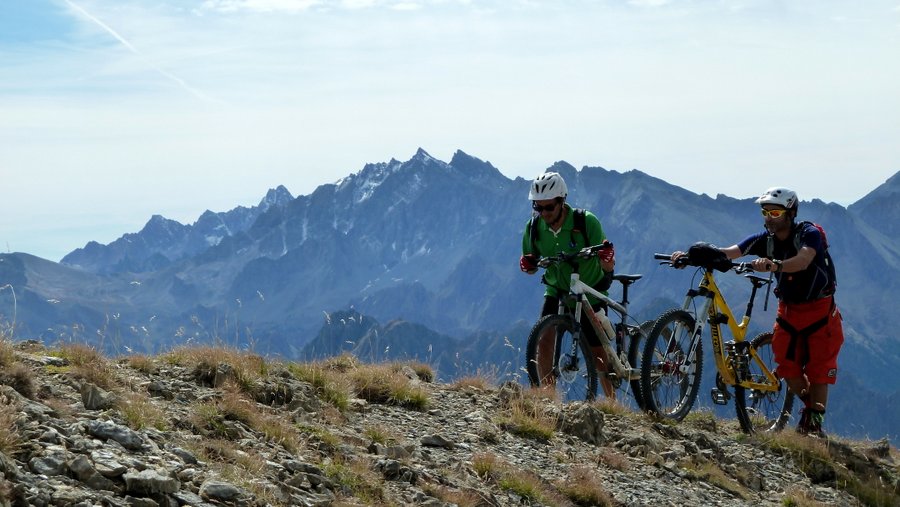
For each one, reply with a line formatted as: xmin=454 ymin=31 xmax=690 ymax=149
xmin=734 ymin=332 xmax=794 ymax=434
xmin=525 ymin=314 xmax=599 ymax=402
xmin=640 ymin=309 xmax=703 ymax=421
xmin=625 ymin=320 xmax=654 ymax=411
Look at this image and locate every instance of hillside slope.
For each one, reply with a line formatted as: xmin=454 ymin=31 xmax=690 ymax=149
xmin=1 ymin=340 xmax=897 ymax=506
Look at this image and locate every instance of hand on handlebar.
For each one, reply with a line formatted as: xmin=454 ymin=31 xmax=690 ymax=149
xmin=520 ymin=254 xmax=538 ymax=274
xmin=750 ymin=257 xmax=779 ymax=273
xmin=670 ymin=251 xmax=689 ymax=268
xmin=597 ymin=240 xmax=615 ymax=265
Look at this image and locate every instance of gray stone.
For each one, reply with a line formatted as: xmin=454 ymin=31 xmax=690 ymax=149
xmin=80 ymin=383 xmax=117 ymax=410
xmin=557 ymin=402 xmax=605 ymax=445
xmin=123 ymin=469 xmax=180 ymax=496
xmin=85 ymin=420 xmax=146 ymax=451
xmin=69 ymin=454 xmax=118 ymax=491
xmin=421 ymin=434 xmax=455 ymax=449
xmin=198 ymin=479 xmax=246 ymax=502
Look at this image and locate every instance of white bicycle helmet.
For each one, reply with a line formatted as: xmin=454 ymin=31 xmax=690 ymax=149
xmin=755 ymin=187 xmax=798 ymax=209
xmin=528 ymin=172 xmax=568 ymax=201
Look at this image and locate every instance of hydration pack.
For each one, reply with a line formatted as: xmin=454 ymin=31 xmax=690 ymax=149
xmin=767 ymin=221 xmax=837 ymax=297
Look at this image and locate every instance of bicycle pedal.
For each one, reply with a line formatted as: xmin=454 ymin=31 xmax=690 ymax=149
xmin=710 ymin=388 xmax=730 ymax=406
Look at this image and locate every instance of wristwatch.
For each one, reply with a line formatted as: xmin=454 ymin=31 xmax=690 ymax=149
xmin=771 ymin=259 xmax=783 ymax=273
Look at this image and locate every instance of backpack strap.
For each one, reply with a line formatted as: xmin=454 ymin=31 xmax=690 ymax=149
xmin=572 ymin=208 xmax=589 ymax=248
xmin=766 ymin=221 xmax=811 ymax=258
xmin=529 ymin=215 xmax=540 ymax=255
xmin=530 ymin=207 xmax=590 ymax=254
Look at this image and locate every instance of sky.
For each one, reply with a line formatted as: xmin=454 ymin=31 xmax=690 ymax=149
xmin=1 ymin=0 xmax=898 ymax=262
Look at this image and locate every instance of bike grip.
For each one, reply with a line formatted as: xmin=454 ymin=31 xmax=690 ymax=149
xmin=653 ymin=253 xmax=672 ymax=260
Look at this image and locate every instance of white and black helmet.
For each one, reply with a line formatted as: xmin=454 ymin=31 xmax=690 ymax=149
xmin=528 ymin=172 xmax=568 ymax=201
xmin=755 ymin=187 xmax=798 ymax=210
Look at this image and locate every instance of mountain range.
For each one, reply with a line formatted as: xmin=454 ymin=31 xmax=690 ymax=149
xmin=1 ymin=148 xmax=898 ymax=440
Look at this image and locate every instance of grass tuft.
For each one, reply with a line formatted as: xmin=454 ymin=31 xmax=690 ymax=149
xmin=556 ymin=465 xmax=616 ymax=506
xmin=116 ymin=392 xmax=169 ymax=431
xmin=287 ymin=362 xmax=352 ymax=411
xmin=350 ymin=363 xmax=429 ymax=410
xmin=0 ymin=401 xmax=24 ymax=457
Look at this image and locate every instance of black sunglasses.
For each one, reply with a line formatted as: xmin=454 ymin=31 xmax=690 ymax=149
xmin=532 ymin=201 xmax=559 ymax=213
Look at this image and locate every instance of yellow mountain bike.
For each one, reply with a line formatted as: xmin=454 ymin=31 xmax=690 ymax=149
xmin=640 ymin=252 xmax=794 ymax=433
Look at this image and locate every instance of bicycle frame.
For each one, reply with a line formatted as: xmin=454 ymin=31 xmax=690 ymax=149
xmin=560 ymin=273 xmax=635 ymax=382
xmin=676 ymin=270 xmax=780 ymax=392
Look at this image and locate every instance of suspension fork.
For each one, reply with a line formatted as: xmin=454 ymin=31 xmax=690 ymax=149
xmin=666 ymin=288 xmax=712 ymax=371
xmin=551 ymin=293 xmax=583 ymax=376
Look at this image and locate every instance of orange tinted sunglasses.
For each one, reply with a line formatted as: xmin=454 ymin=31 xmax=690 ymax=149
xmin=761 ymin=208 xmax=789 ymax=218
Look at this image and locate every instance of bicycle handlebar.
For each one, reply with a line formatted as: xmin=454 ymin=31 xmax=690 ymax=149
xmin=536 ymin=243 xmax=612 ymax=269
xmin=653 ymin=252 xmax=755 ymax=274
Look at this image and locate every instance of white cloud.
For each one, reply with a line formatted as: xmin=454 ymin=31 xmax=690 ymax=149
xmin=200 ymin=0 xmax=322 ymax=13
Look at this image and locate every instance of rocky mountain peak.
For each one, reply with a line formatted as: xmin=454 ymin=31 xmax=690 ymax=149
xmin=139 ymin=215 xmax=187 ymax=238
xmin=1 ymin=340 xmax=896 ymax=506
xmin=259 ymin=185 xmax=294 ymax=212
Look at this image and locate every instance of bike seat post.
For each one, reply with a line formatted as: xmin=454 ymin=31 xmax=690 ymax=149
xmin=619 ymin=279 xmax=630 ymax=308
xmin=744 ymin=282 xmax=760 ymax=319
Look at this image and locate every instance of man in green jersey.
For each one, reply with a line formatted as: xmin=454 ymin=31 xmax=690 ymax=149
xmin=520 ymin=171 xmax=616 ymax=396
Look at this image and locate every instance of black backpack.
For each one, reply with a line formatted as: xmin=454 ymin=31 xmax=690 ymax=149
xmin=767 ymin=220 xmax=837 ymax=297
xmin=529 ymin=208 xmax=588 ymax=256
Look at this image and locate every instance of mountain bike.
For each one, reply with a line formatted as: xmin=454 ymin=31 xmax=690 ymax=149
xmin=640 ymin=252 xmax=794 ymax=434
xmin=525 ymin=243 xmax=652 ymax=407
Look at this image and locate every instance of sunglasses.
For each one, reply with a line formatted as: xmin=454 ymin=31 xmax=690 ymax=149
xmin=532 ymin=201 xmax=559 ymax=213
xmin=761 ymin=208 xmax=789 ymax=219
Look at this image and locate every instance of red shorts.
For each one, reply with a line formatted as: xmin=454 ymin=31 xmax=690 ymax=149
xmin=772 ymin=296 xmax=844 ymax=384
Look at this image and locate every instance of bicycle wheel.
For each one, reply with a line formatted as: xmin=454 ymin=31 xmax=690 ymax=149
xmin=623 ymin=320 xmax=654 ymax=411
xmin=640 ymin=309 xmax=702 ymax=421
xmin=734 ymin=332 xmax=794 ymax=434
xmin=526 ymin=314 xmax=599 ymax=402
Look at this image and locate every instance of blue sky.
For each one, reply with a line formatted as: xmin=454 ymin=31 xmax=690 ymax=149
xmin=2 ymin=0 xmax=899 ymax=261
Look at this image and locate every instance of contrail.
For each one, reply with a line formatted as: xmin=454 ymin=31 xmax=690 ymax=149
xmin=63 ymin=0 xmax=216 ymax=102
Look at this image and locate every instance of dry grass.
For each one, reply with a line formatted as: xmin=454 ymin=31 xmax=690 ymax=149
xmin=287 ymin=362 xmax=352 ymax=410
xmin=125 ymin=354 xmax=157 ymax=374
xmin=349 ymin=363 xmax=429 ymax=410
xmin=188 ymin=438 xmax=280 ymax=505
xmin=591 ymin=396 xmax=632 ymax=416
xmin=297 ymin=422 xmax=342 ymax=454
xmin=52 ymin=342 xmax=117 ymax=389
xmin=556 ymin=465 xmax=616 ymax=506
xmin=782 ymin=485 xmax=832 ymax=506
xmin=684 ymin=408 xmax=719 ymax=432
xmin=0 ymin=401 xmax=24 ymax=457
xmin=421 ymin=483 xmax=488 ymax=507
xmin=451 ymin=374 xmax=494 ymax=391
xmin=291 ymin=355 xmax=430 ymax=410
xmin=322 ymin=456 xmax=385 ymax=504
xmin=0 ymin=338 xmax=14 ymax=368
xmin=596 ymin=447 xmax=630 ymax=471
xmin=116 ymin=392 xmax=169 ymax=431
xmin=162 ymin=345 xmax=268 ymax=393
xmin=395 ymin=360 xmax=435 ymax=382
xmin=362 ymin=424 xmax=400 ymax=446
xmin=757 ymin=431 xmax=900 ymax=506
xmin=471 ymin=452 xmax=567 ymax=506
xmin=472 ymin=452 xmax=502 ymax=480
xmin=495 ymin=389 xmax=557 ymax=442
xmin=679 ymin=456 xmax=749 ymax=499
xmin=0 ymin=363 xmax=35 ymax=399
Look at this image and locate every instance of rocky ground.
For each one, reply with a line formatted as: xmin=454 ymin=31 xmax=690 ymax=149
xmin=0 ymin=339 xmax=898 ymax=506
